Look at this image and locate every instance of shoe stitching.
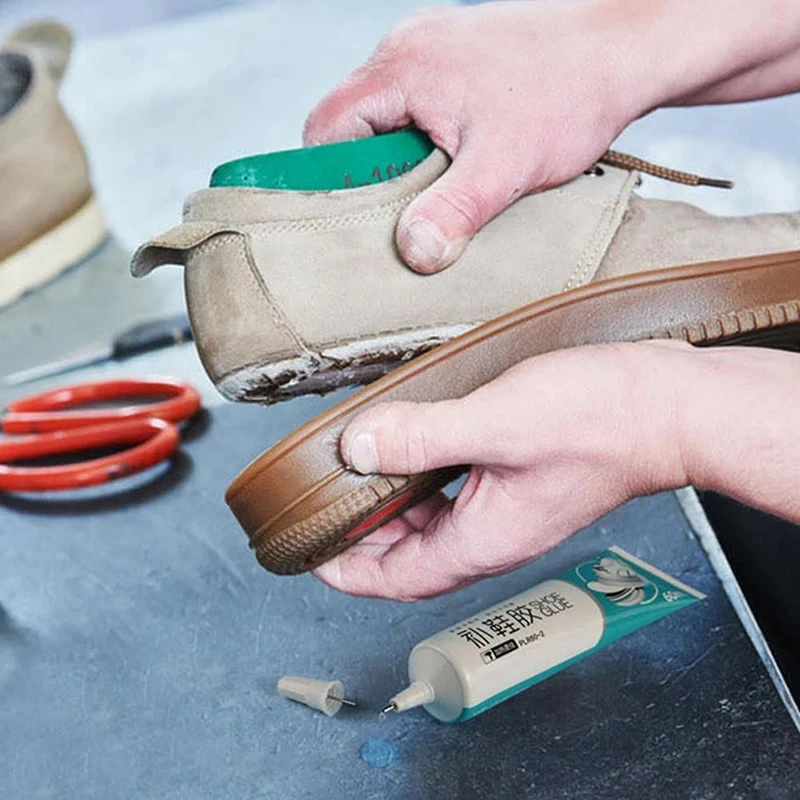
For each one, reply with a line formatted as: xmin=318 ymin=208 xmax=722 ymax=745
xmin=229 ymin=192 xmax=421 ymax=236
xmin=189 ymin=174 xmax=633 ymax=364
xmin=566 ymin=204 xmax=619 ymax=290
xmin=231 ymin=189 xmax=619 ymax=241
xmin=238 ymin=234 xmax=314 ymax=357
xmin=562 ymin=171 xmax=638 ymax=291
xmin=198 ymin=184 xmax=630 ymax=374
xmin=189 ymin=233 xmax=312 ymax=358
xmin=542 ymin=188 xmax=619 ymax=207
xmin=562 ymin=211 xmax=610 ymax=291
xmin=567 ymin=176 xmax=639 ymax=289
xmin=189 ymin=172 xmax=625 ymax=241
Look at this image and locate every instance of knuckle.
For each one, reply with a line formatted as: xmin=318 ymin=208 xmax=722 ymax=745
xmin=432 ymin=183 xmax=489 ymax=231
xmin=432 ymin=124 xmax=462 ymax=159
xmin=302 ymin=109 xmax=329 ymax=144
xmin=387 ymin=542 xmax=428 ymax=602
xmin=402 ymin=423 xmax=432 ymax=474
xmin=376 ymin=26 xmax=416 ymax=62
xmin=349 ymin=405 xmax=391 ymax=441
xmin=363 ymin=402 xmax=430 ymax=473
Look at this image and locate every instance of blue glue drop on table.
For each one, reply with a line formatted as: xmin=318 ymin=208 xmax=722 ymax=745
xmin=360 ymin=739 xmax=399 ymax=769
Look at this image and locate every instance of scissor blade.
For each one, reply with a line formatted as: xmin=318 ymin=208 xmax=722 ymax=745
xmin=1 ymin=346 xmax=113 ymax=387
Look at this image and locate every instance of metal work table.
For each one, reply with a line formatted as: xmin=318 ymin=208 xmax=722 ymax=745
xmin=1 ymin=2 xmax=798 ymax=797
xmin=1 ymin=398 xmax=799 ymax=800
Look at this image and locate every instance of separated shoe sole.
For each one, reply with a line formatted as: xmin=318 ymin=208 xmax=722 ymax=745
xmin=226 ymin=251 xmax=800 ymax=575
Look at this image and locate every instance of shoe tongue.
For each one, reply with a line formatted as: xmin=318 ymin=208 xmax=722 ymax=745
xmin=0 ymin=52 xmax=32 ymax=119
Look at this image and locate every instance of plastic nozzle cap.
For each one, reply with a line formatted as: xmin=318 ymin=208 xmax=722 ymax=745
xmin=387 ymin=681 xmax=436 ymax=713
xmin=277 ymin=675 xmax=347 ymax=716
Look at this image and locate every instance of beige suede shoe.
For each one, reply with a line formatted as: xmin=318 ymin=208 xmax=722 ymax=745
xmin=132 ymin=149 xmax=800 ymax=404
xmin=0 ymin=21 xmax=106 ymax=309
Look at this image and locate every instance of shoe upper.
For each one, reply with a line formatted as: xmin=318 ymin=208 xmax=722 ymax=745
xmin=132 ymin=151 xmax=639 ymax=397
xmin=0 ymin=22 xmax=92 ymax=264
xmin=132 ymin=146 xmax=800 ymax=402
xmin=596 ymin=194 xmax=800 ymax=281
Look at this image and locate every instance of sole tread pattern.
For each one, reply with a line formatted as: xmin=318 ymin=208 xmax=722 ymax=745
xmin=252 ymin=472 xmax=467 ymax=574
xmin=660 ymin=301 xmax=800 ymax=345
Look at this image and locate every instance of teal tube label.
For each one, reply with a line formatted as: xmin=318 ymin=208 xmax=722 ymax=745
xmin=451 ymin=546 xmax=705 ymax=722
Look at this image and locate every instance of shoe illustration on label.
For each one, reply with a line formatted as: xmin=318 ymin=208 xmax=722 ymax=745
xmin=582 ymin=555 xmax=652 ymax=607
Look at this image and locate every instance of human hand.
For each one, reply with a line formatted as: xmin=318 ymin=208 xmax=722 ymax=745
xmin=304 ymin=0 xmax=800 ymax=274
xmin=304 ymin=1 xmax=661 ymax=274
xmin=313 ymin=339 xmax=800 ymax=599
xmin=313 ymin=340 xmax=697 ymax=600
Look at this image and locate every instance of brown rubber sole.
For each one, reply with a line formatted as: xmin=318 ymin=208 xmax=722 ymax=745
xmin=226 ymin=250 xmax=800 ymax=575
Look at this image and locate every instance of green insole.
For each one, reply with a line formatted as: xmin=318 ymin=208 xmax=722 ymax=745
xmin=210 ymin=130 xmax=436 ymax=192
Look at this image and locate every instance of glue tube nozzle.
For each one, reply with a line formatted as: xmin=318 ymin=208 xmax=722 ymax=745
xmin=383 ymin=681 xmax=436 ymax=715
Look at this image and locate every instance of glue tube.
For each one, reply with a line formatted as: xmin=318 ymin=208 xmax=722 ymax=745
xmin=384 ymin=546 xmax=705 ymax=723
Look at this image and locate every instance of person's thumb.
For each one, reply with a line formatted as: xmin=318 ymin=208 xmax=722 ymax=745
xmin=340 ymin=399 xmax=490 ymax=476
xmin=396 ymin=138 xmax=524 ymax=274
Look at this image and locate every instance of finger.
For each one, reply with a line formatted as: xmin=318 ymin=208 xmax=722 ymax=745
xmin=326 ymin=465 xmax=560 ymax=599
xmin=330 ymin=490 xmax=449 ymax=549
xmin=315 ymin=471 xmax=515 ymax=600
xmin=303 ymin=62 xmax=411 ymax=146
xmin=314 ymin=499 xmax=474 ymax=600
xmin=400 ymin=489 xmax=451 ymax=529
xmin=396 ymin=136 xmax=528 ymax=274
xmin=340 ymin=397 xmax=506 ymax=476
xmin=312 ymin=491 xmax=449 ymax=592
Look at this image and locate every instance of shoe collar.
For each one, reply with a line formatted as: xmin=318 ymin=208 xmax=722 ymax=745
xmin=0 ymin=52 xmax=32 ymax=119
xmin=182 ymin=148 xmax=452 ymax=224
xmin=0 ymin=48 xmax=59 ymax=148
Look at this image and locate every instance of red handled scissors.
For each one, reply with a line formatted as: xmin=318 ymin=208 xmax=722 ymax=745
xmin=0 ymin=377 xmax=201 ymax=492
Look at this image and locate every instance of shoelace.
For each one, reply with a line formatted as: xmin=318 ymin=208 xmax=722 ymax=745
xmin=597 ymin=150 xmax=734 ymax=189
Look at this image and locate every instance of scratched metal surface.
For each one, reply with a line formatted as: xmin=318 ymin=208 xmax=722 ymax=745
xmin=1 ymin=398 xmax=799 ymax=800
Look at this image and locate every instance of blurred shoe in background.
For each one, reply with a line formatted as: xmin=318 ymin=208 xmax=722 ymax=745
xmin=0 ymin=21 xmax=106 ymax=309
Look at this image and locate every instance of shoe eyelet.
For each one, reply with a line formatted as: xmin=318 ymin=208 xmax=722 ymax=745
xmin=585 ymin=166 xmax=605 ymax=177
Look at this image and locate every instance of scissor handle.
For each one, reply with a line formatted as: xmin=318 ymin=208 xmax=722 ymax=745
xmin=2 ymin=377 xmax=201 ymax=435
xmin=0 ymin=418 xmax=179 ymax=492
